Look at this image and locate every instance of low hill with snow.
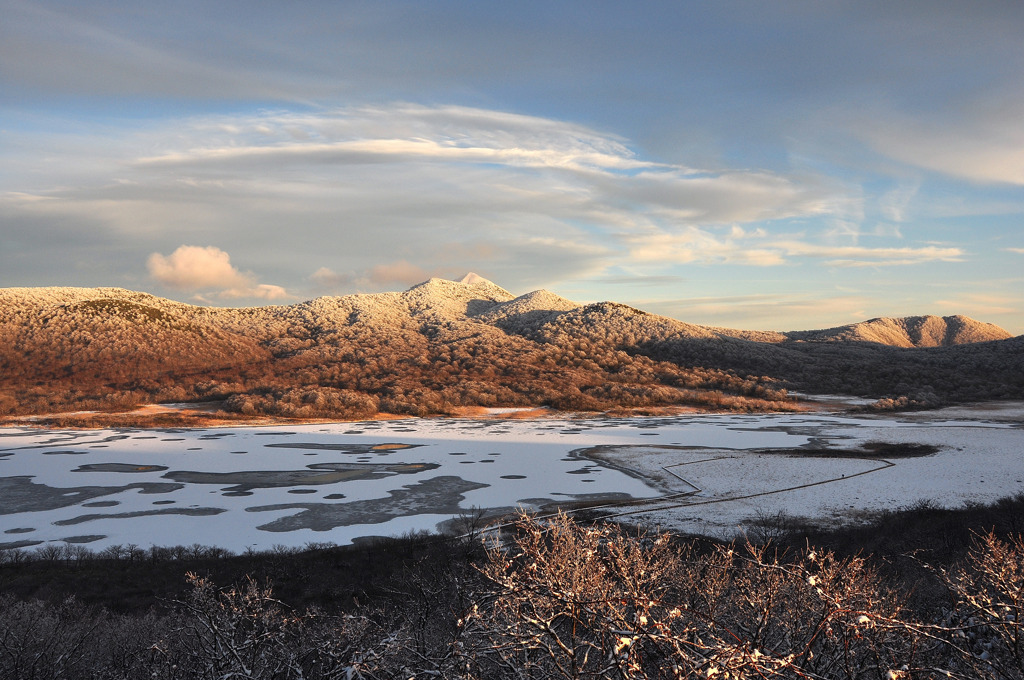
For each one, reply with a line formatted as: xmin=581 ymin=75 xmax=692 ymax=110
xmin=785 ymin=315 xmax=1012 ymax=347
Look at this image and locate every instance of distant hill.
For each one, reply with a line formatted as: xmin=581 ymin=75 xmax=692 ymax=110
xmin=1 ymin=277 xmax=1021 ymax=423
xmin=785 ymin=315 xmax=1012 ymax=347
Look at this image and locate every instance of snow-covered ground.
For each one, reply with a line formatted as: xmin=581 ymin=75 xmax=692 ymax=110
xmin=594 ymin=410 xmax=1024 ymax=539
xmin=1 ymin=403 xmax=1021 ymax=551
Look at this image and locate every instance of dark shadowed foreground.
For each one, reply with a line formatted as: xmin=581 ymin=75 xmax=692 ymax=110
xmin=2 ymin=498 xmax=1024 ymax=679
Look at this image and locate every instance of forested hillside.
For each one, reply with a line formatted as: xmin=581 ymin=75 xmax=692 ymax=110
xmin=1 ymin=277 xmax=1020 ymax=423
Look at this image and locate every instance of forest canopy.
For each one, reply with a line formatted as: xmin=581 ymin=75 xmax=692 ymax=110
xmin=1 ymin=280 xmax=1020 ymax=425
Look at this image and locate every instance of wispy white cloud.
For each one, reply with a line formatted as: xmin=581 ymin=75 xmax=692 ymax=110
xmin=3 ymin=102 xmax=981 ymax=306
xmin=878 ymin=181 xmax=920 ymax=223
xmin=636 ymin=293 xmax=876 ymax=331
xmin=625 ymin=229 xmax=962 ymax=268
xmin=771 ymin=241 xmax=964 ymax=268
xmin=627 ymin=228 xmax=788 ymax=267
xmin=3 ymin=104 xmax=860 ymax=298
xmin=934 ymin=293 xmax=1020 ymax=317
xmin=118 ymin=105 xmax=839 ymax=233
xmin=854 ymin=100 xmax=1024 ymax=186
xmin=131 ymin=105 xmax=648 ymax=173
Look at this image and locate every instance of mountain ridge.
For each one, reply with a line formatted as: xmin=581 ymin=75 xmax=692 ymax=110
xmin=1 ymin=278 xmax=1020 ymax=424
xmin=1 ymin=280 xmax=1011 ymax=346
xmin=785 ymin=314 xmax=1012 ymax=347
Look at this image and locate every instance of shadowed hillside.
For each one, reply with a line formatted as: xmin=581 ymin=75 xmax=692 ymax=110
xmin=1 ymin=278 xmax=1021 ymax=423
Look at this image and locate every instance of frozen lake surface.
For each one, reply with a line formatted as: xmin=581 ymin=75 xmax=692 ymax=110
xmin=2 ymin=404 xmax=1022 ymax=551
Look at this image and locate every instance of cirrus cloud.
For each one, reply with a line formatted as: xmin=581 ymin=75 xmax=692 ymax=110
xmin=850 ymin=97 xmax=1024 ymax=186
xmin=625 ymin=228 xmax=963 ymax=268
xmin=1 ymin=103 xmax=955 ymax=304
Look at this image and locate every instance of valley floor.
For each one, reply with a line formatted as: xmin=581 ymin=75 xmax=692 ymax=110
xmin=2 ymin=401 xmax=1021 ymax=552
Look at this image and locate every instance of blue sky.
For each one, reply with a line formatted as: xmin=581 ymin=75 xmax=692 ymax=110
xmin=2 ymin=1 xmax=1023 ymax=332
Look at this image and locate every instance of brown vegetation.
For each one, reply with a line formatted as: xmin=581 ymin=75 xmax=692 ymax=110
xmin=3 ymin=505 xmax=1024 ymax=678
xmin=1 ymin=280 xmax=1020 ymax=425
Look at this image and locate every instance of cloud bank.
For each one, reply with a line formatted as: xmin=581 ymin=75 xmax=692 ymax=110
xmin=3 ymin=103 xmax=949 ymax=301
xmin=3 ymin=2 xmax=1022 ymax=331
xmin=147 ymin=245 xmax=290 ymax=301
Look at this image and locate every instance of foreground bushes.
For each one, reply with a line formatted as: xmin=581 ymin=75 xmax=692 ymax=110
xmin=2 ymin=514 xmax=1023 ymax=678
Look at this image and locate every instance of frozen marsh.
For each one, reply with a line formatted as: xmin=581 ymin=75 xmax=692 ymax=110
xmin=1 ymin=403 xmax=1022 ymax=552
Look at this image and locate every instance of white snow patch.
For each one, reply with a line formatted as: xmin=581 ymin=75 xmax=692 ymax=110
xmin=1 ymin=403 xmax=1021 ymax=551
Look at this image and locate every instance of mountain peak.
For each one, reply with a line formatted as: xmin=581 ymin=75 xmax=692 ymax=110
xmin=401 ymin=275 xmax=514 ymax=319
xmin=459 ymin=272 xmax=491 ymax=285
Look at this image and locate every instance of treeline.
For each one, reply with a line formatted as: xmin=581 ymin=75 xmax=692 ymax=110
xmin=0 ymin=291 xmax=793 ymax=423
xmin=3 ymin=499 xmax=1024 ymax=678
xmin=2 ymin=286 xmax=1021 ymax=425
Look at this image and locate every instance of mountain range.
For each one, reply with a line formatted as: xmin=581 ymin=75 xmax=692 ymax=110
xmin=1 ymin=275 xmax=1020 ymax=424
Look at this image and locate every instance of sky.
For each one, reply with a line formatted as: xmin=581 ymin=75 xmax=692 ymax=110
xmin=2 ymin=1 xmax=1023 ymax=333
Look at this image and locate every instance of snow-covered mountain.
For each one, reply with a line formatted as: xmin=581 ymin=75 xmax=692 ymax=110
xmin=1 ymin=276 xmax=1020 ymax=422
